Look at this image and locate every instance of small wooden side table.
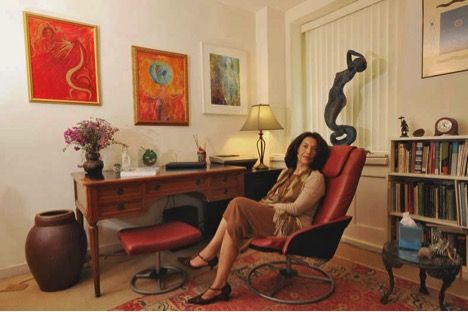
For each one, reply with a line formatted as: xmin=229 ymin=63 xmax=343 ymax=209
xmin=380 ymin=241 xmax=461 ymax=311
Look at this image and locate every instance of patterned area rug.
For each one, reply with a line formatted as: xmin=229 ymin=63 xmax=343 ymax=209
xmin=112 ymin=250 xmax=468 ymax=311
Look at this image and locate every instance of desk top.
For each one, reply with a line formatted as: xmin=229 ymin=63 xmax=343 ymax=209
xmin=72 ymin=164 xmax=245 ymax=186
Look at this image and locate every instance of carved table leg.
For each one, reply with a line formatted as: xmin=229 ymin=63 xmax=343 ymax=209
xmin=76 ymin=208 xmax=84 ymax=228
xmin=439 ymin=274 xmax=456 ymax=311
xmin=419 ymin=268 xmax=429 ymax=294
xmin=89 ymin=224 xmax=101 ymax=297
xmin=380 ymin=258 xmax=395 ymax=304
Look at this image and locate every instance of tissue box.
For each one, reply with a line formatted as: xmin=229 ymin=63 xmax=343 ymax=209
xmin=399 ymin=222 xmax=423 ymax=250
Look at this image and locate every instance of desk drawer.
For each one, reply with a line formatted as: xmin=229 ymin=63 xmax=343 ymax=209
xmin=98 ymin=200 xmax=143 ymax=218
xmin=208 ymin=186 xmax=242 ymax=201
xmin=96 ymin=183 xmax=143 ymax=203
xmin=210 ymin=173 xmax=240 ymax=187
xmin=146 ymin=176 xmax=208 ymax=196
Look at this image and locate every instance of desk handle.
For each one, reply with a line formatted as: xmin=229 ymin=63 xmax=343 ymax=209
xmin=223 ymin=177 xmax=228 ymax=182
xmin=196 ymin=178 xmax=201 ymax=185
xmin=116 ymin=188 xmax=124 ymax=195
xmin=153 ymin=184 xmax=160 ymax=191
xmin=117 ymin=203 xmax=125 ymax=211
xmin=224 ymin=188 xmax=228 ymax=195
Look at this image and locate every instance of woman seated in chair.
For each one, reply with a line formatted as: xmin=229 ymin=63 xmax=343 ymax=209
xmin=178 ymin=131 xmax=330 ymax=305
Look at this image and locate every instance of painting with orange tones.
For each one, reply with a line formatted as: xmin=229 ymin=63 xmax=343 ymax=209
xmin=132 ymin=46 xmax=189 ymax=125
xmin=23 ymin=12 xmax=100 ymax=105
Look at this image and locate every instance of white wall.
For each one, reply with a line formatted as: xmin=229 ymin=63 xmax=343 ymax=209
xmin=0 ymin=0 xmax=288 ymax=276
xmin=397 ymin=0 xmax=468 ymax=134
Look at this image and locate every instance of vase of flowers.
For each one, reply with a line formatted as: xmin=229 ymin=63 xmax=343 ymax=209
xmin=63 ymin=118 xmax=123 ymax=179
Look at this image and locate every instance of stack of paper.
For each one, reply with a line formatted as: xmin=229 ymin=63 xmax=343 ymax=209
xmin=120 ymin=167 xmax=159 ymax=177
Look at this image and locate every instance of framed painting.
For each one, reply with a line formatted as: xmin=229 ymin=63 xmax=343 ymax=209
xmin=201 ymin=43 xmax=248 ymax=115
xmin=132 ymin=46 xmax=189 ymax=125
xmin=422 ymin=0 xmax=468 ymax=78
xmin=23 ymin=12 xmax=100 ymax=105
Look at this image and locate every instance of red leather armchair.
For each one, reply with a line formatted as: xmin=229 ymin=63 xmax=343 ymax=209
xmin=247 ymin=145 xmax=366 ymax=304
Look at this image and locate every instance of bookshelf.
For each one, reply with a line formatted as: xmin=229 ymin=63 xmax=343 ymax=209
xmin=388 ymin=135 xmax=468 ymax=277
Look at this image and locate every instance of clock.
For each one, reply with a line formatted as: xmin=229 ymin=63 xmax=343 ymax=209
xmin=434 ymin=117 xmax=458 ymax=136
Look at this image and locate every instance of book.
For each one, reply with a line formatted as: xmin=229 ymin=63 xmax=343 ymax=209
xmin=440 ymin=142 xmax=450 ymax=175
xmin=120 ymin=166 xmax=160 ymax=177
xmin=414 ymin=142 xmax=423 ymax=173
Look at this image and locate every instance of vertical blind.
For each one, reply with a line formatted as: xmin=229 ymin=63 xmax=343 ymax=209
xmin=302 ymin=0 xmax=398 ymax=152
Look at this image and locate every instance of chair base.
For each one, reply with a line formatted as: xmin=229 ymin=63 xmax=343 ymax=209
xmin=130 ymin=265 xmax=186 ymax=295
xmin=247 ymin=257 xmax=335 ymax=304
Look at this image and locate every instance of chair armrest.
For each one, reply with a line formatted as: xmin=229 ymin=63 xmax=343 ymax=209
xmin=282 ymin=215 xmax=352 ymax=259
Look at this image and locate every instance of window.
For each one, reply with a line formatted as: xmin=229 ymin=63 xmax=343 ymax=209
xmin=301 ymin=0 xmax=398 ymax=152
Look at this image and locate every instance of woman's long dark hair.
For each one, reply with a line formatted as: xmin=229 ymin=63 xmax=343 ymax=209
xmin=284 ymin=132 xmax=329 ymax=170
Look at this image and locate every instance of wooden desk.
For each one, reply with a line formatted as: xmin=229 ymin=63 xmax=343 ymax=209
xmin=72 ymin=165 xmax=245 ymax=297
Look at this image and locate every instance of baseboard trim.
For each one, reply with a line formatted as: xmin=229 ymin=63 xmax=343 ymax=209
xmin=0 ymin=263 xmax=30 ymax=280
xmin=341 ymin=236 xmax=383 ymax=253
xmin=0 ymin=242 xmax=124 ymax=280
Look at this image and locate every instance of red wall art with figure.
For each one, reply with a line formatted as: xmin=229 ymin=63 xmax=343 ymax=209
xmin=24 ymin=12 xmax=100 ymax=105
xmin=132 ymin=46 xmax=189 ymax=126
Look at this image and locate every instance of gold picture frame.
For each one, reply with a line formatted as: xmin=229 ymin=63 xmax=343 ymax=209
xmin=23 ymin=11 xmax=100 ymax=105
xmin=132 ymin=46 xmax=189 ymax=126
xmin=422 ymin=0 xmax=468 ymax=78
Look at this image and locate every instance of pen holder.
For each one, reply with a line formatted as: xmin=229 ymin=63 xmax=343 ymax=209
xmin=197 ymin=151 xmax=206 ymax=163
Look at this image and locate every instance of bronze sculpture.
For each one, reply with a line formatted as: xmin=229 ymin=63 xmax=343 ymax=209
xmin=324 ymin=50 xmax=367 ymax=145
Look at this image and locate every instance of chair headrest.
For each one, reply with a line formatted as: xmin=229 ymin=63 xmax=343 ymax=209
xmin=322 ymin=146 xmax=356 ymax=178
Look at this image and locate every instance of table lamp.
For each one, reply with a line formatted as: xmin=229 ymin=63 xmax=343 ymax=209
xmin=241 ymin=104 xmax=283 ymax=170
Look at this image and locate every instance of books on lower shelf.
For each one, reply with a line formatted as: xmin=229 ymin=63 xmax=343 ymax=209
xmin=120 ymin=166 xmax=159 ymax=177
xmin=389 ymin=136 xmax=468 ymax=275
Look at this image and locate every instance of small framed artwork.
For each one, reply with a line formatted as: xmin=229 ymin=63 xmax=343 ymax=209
xmin=201 ymin=43 xmax=248 ymax=115
xmin=422 ymin=0 xmax=468 ymax=78
xmin=23 ymin=12 xmax=100 ymax=105
xmin=132 ymin=46 xmax=189 ymax=125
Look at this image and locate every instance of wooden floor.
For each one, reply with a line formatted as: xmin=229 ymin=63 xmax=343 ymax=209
xmin=0 ymin=242 xmax=466 ymax=310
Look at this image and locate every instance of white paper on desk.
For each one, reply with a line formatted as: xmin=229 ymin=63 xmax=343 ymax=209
xmin=120 ymin=167 xmax=159 ymax=177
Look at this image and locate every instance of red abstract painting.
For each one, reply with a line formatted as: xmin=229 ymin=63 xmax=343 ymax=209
xmin=24 ymin=12 xmax=100 ymax=104
xmin=132 ymin=46 xmax=188 ymax=125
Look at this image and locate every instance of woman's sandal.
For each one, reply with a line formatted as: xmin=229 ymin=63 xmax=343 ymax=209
xmin=187 ymin=283 xmax=231 ymax=305
xmin=177 ymin=253 xmax=218 ymax=270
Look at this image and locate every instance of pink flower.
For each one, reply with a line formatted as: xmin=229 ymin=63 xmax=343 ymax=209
xmin=63 ymin=117 xmax=122 ymax=154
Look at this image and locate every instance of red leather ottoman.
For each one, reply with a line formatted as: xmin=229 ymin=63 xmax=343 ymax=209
xmin=119 ymin=221 xmax=201 ymax=295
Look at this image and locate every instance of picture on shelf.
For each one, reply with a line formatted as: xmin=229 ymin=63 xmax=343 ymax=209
xmin=23 ymin=12 xmax=100 ymax=104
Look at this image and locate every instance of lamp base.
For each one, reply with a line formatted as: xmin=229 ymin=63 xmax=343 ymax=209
xmin=254 ymin=163 xmax=269 ymax=171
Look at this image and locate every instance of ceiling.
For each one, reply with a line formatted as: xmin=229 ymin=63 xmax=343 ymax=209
xmin=214 ymin=0 xmax=308 ymax=12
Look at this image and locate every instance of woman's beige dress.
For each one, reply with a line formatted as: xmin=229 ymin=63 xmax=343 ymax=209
xmin=223 ymin=168 xmax=325 ymax=250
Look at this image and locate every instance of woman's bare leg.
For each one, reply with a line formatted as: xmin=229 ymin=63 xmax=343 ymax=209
xmin=190 ymin=218 xmax=227 ymax=267
xmin=200 ymin=230 xmax=238 ymax=299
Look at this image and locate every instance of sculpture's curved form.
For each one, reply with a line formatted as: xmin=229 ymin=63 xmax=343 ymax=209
xmin=324 ymin=50 xmax=367 ymax=145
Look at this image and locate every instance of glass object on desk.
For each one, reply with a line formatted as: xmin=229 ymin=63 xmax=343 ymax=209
xmin=122 ymin=147 xmax=131 ymax=171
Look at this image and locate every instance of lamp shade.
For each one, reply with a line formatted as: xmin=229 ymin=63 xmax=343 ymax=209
xmin=240 ymin=104 xmax=283 ymax=131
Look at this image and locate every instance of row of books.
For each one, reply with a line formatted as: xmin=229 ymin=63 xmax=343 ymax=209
xmin=394 ymin=181 xmax=457 ymax=221
xmin=395 ymin=140 xmax=468 ymax=176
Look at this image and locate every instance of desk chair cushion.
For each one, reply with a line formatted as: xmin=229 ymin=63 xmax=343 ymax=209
xmin=119 ymin=221 xmax=201 ymax=255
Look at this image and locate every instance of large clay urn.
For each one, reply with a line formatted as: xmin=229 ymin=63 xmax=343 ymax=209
xmin=25 ymin=210 xmax=87 ymax=291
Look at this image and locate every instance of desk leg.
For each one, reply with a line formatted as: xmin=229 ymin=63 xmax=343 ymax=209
xmin=76 ymin=208 xmax=84 ymax=227
xmin=89 ymin=224 xmax=101 ymax=297
xmin=419 ymin=269 xmax=429 ymax=294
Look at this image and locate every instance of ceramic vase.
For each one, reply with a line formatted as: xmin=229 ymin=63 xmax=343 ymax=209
xmin=83 ymin=151 xmax=104 ymax=179
xmin=25 ymin=210 xmax=87 ymax=291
